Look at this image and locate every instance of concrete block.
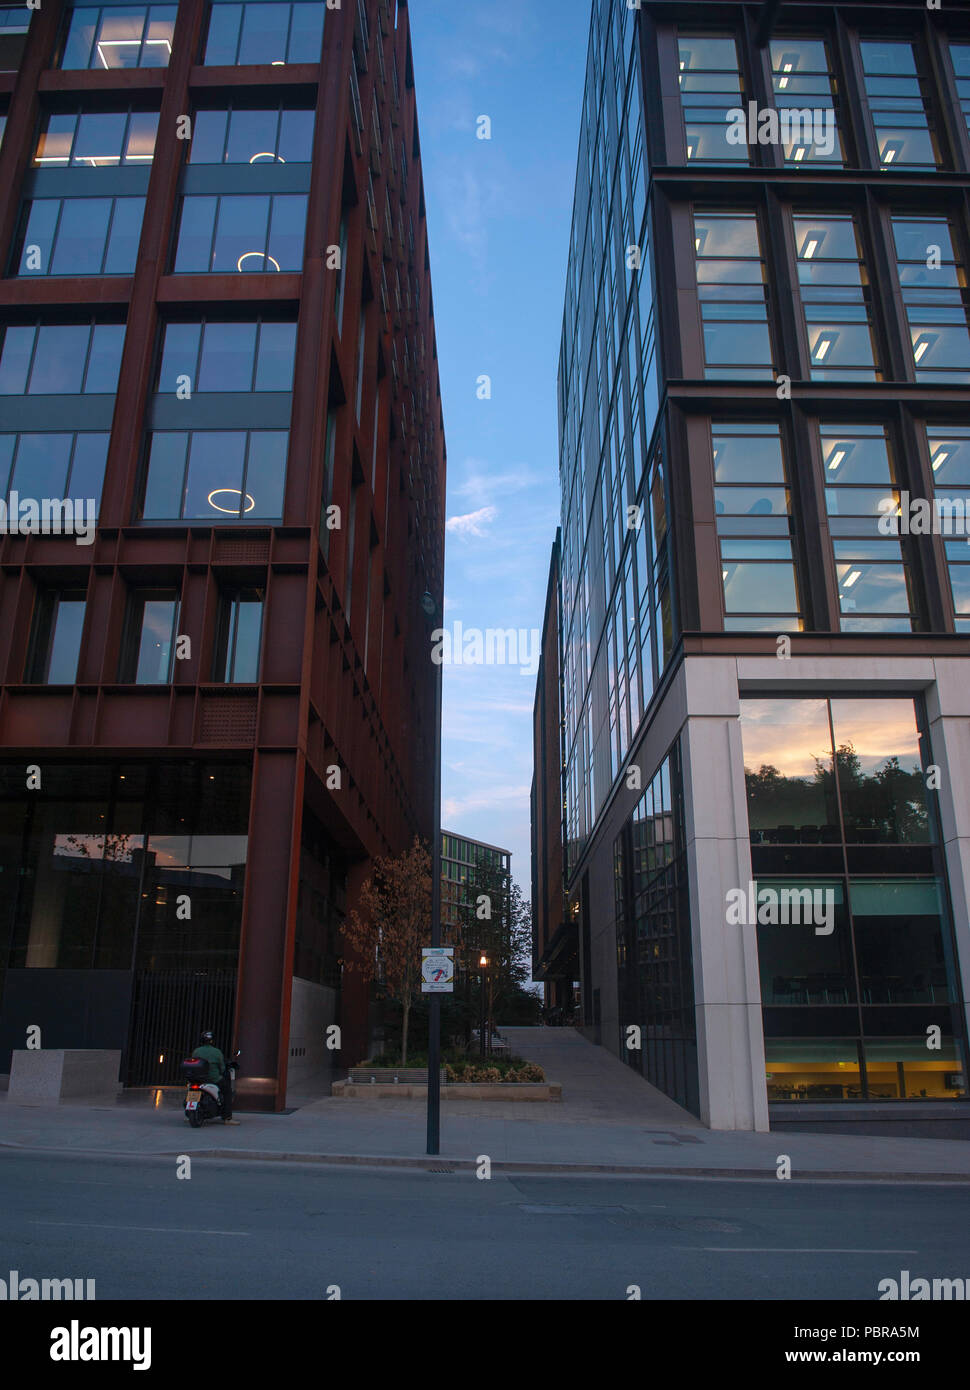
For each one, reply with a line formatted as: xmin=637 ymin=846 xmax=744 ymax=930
xmin=8 ymin=1049 xmax=122 ymax=1104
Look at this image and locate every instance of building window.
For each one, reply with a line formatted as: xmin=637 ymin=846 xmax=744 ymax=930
xmin=213 ymin=588 xmax=263 ymax=682
xmin=320 ymin=409 xmax=336 ymax=560
xmin=122 ymin=590 xmax=180 ymax=683
xmin=27 ymin=591 xmax=87 ymax=683
xmin=0 ymin=432 xmax=108 ymax=512
xmin=12 ymin=197 xmax=145 ymax=276
xmin=821 ymin=423 xmax=917 ymax=632
xmin=693 ymin=212 xmax=774 ymax=378
xmin=678 ymin=34 xmax=747 ymax=164
xmin=0 ymin=321 xmax=125 ymax=395
xmin=188 ymin=104 xmax=313 ymax=164
xmin=740 ymin=695 xmax=965 ymax=1102
xmin=60 ymin=5 xmax=176 ymax=69
xmin=793 ymin=215 xmax=879 ymax=381
xmin=770 ymin=38 xmax=844 ymax=165
xmin=0 ymin=6 xmax=31 ymax=72
xmin=355 ymin=305 xmax=366 ymax=420
xmin=713 ymin=422 xmax=802 ymax=631
xmin=892 ymin=217 xmax=970 ymax=384
xmin=926 ymin=425 xmax=970 ymax=632
xmin=203 ymin=1 xmax=325 ymax=66
xmin=860 ymin=39 xmax=939 ymax=170
xmin=335 ymin=216 xmax=348 ymax=334
xmin=173 ymin=193 xmax=306 ymax=273
xmin=34 ymin=108 xmax=158 ymax=167
xmin=156 ymin=318 xmax=296 ymax=393
xmin=951 ymin=43 xmax=970 ymax=146
xmin=141 ymin=429 xmax=288 ymax=521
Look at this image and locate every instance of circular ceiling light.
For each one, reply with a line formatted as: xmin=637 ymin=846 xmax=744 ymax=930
xmin=249 ymin=152 xmax=286 ymax=163
xmin=207 ymin=488 xmax=256 ymax=515
xmin=237 ymin=252 xmax=281 ymax=272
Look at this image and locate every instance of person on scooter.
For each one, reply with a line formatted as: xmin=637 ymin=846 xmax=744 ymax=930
xmin=190 ymin=1031 xmax=239 ymax=1124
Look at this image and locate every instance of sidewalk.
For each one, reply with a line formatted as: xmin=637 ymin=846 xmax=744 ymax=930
xmin=2 ymin=1028 xmax=969 ymax=1181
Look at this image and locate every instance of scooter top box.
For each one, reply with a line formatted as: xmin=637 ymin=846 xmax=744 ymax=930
xmin=180 ymin=1057 xmax=210 ymax=1079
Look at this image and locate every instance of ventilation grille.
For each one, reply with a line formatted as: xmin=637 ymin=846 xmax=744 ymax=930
xmin=199 ymin=695 xmax=258 ymax=744
xmin=214 ymin=537 xmax=270 ymax=564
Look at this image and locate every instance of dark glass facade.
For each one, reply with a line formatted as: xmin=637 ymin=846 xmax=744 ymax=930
xmin=542 ymin=0 xmax=970 ymax=1128
xmin=613 ymin=741 xmax=697 ymax=1114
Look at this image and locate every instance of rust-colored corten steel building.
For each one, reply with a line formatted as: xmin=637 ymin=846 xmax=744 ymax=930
xmin=0 ymin=0 xmax=445 ymax=1109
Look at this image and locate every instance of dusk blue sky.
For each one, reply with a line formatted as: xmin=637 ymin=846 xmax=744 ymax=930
xmin=408 ymin=0 xmax=592 ymax=895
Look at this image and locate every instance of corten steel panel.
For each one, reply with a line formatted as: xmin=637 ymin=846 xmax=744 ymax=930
xmin=257 ymin=692 xmax=301 ymax=748
xmin=233 ymin=748 xmax=303 ymax=1110
xmin=1 ymin=693 xmax=74 ymax=745
xmin=96 ymin=694 xmax=172 ymax=747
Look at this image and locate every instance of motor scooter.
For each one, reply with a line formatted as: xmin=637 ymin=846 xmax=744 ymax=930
xmin=181 ymin=1051 xmax=239 ymax=1127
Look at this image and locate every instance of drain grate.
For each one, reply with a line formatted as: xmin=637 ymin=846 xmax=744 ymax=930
xmin=427 ymin=1166 xmax=455 ymax=1174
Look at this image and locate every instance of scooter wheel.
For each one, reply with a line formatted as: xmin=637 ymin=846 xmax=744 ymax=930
xmin=187 ymin=1108 xmax=203 ymax=1128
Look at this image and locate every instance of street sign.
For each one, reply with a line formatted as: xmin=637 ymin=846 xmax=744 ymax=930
xmin=422 ymin=946 xmax=454 ymax=993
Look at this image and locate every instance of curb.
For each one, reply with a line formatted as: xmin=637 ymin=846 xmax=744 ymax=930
xmin=4 ymin=1139 xmax=970 ymax=1182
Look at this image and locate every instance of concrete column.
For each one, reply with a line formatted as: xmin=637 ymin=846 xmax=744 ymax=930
xmin=681 ymin=658 xmax=769 ymax=1131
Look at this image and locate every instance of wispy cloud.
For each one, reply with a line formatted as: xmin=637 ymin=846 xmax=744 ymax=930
xmin=446 ymin=505 xmax=498 ymax=537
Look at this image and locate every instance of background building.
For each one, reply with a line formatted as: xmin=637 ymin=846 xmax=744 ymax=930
xmin=0 ymin=0 xmax=445 ymax=1109
xmin=530 ymin=531 xmax=575 ymax=1015
xmin=441 ymin=830 xmax=511 ymax=943
xmin=538 ymin=0 xmax=970 ymax=1132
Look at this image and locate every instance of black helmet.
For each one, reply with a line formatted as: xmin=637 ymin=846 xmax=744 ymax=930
xmin=200 ymin=1031 xmax=215 ymax=1043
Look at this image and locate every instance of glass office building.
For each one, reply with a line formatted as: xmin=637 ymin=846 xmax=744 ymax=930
xmin=0 ymin=0 xmax=445 ymax=1107
xmin=540 ymin=0 xmax=970 ymax=1131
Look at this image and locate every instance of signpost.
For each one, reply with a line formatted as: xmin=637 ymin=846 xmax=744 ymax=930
xmin=422 ymin=947 xmax=454 ymax=994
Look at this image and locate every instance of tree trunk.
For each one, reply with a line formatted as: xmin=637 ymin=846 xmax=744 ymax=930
xmin=401 ymin=1000 xmax=410 ymax=1066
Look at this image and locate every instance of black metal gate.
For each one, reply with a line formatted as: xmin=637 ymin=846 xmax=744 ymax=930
xmin=125 ymin=969 xmax=236 ymax=1086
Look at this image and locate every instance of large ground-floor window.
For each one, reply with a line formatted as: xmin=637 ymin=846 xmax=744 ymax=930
xmin=739 ymin=695 xmax=967 ymax=1101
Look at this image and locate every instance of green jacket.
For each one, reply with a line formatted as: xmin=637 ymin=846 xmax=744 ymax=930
xmin=191 ymin=1044 xmax=226 ymax=1083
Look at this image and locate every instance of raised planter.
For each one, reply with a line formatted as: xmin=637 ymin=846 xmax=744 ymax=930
xmin=333 ymin=1079 xmax=561 ymax=1101
xmin=348 ymin=1067 xmax=444 ymax=1085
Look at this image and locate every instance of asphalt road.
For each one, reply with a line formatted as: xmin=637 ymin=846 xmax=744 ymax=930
xmin=1 ymin=1151 xmax=969 ymax=1301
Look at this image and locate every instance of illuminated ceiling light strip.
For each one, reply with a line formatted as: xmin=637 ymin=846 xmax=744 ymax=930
xmin=913 ymin=332 xmax=937 ymax=363
xmin=812 ymin=330 xmax=839 ymax=362
xmin=931 ymin=448 xmax=951 ymax=472
xmin=827 ymin=448 xmax=847 ymax=471
xmin=842 ymin=569 xmax=862 ymax=589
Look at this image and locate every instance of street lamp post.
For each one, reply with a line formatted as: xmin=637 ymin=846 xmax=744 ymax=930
xmin=479 ymin=953 xmax=488 ymax=1058
xmin=420 ymin=590 xmax=443 ymax=1155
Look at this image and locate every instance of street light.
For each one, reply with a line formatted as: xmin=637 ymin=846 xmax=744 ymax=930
xmin=421 ymin=589 xmax=443 ymax=1154
xmin=479 ymin=953 xmax=489 ymax=1058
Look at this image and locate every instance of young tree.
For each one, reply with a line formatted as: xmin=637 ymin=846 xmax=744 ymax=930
xmin=342 ymin=836 xmax=431 ymax=1066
